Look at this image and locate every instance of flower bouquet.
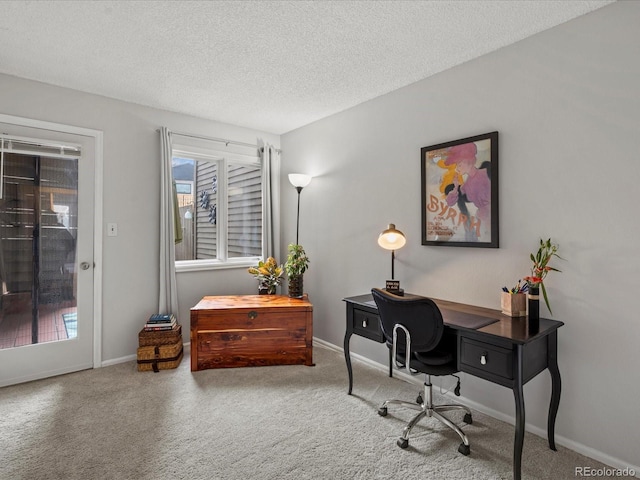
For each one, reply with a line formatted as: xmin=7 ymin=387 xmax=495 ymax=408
xmin=524 ymin=238 xmax=563 ymax=314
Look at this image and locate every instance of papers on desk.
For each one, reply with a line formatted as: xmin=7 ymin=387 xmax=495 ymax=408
xmin=440 ymin=309 xmax=498 ymax=330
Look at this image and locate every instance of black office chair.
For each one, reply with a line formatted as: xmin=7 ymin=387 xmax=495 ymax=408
xmin=371 ymin=288 xmax=472 ymax=454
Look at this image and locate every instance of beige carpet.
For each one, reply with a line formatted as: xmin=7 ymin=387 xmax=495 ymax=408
xmin=0 ymin=345 xmax=621 ymax=480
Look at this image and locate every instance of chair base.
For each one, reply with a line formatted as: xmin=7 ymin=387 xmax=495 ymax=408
xmin=378 ymin=376 xmax=472 ymax=454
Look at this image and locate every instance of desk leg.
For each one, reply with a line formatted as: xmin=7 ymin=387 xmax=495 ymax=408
xmin=344 ymin=330 xmax=353 ymax=395
xmin=548 ymin=331 xmax=561 ymax=451
xmin=513 ymin=345 xmax=525 ymax=480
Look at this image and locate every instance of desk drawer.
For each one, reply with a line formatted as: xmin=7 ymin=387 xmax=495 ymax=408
xmin=352 ymin=308 xmax=384 ymax=342
xmin=460 ymin=337 xmax=513 ymax=382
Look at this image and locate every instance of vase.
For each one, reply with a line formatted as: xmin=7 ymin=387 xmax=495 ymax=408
xmin=259 ymin=283 xmax=276 ymax=295
xmin=288 ymin=275 xmax=304 ymax=298
xmin=527 ymin=285 xmax=540 ymax=334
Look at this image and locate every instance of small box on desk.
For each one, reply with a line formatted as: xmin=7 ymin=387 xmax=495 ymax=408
xmin=501 ymin=292 xmax=526 ymax=317
xmin=385 ymin=280 xmax=404 ymax=296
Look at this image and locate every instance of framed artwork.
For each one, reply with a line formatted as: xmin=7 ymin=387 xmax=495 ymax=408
xmin=421 ymin=131 xmax=498 ymax=248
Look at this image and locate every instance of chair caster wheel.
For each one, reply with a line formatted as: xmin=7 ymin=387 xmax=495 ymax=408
xmin=378 ymin=407 xmax=388 ymax=417
xmin=458 ymin=443 xmax=470 ymax=456
xmin=416 ymin=394 xmax=423 ymax=404
xmin=397 ymin=438 xmax=409 ymax=449
xmin=463 ymin=413 xmax=473 ymax=424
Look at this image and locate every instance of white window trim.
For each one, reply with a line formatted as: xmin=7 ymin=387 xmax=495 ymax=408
xmin=172 ymin=142 xmax=265 ymax=272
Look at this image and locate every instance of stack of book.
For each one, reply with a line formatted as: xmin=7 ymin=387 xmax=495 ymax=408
xmin=144 ymin=313 xmax=178 ymax=331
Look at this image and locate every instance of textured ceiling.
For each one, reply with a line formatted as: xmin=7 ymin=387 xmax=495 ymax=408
xmin=0 ymin=1 xmax=614 ymax=135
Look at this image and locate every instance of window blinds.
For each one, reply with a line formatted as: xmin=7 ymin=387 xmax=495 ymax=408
xmin=0 ymin=134 xmax=81 ymax=199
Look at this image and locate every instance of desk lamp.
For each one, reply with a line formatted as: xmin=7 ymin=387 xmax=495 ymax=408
xmin=288 ymin=173 xmax=312 ymax=245
xmin=378 ymin=223 xmax=406 ymax=295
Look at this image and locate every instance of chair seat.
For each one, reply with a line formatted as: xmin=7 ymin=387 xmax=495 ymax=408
xmin=392 ymin=349 xmax=458 ymax=376
xmin=415 ymin=349 xmax=453 ymax=366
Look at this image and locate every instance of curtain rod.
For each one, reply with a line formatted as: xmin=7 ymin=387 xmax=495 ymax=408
xmin=159 ymin=129 xmax=281 ymax=154
xmin=169 ymin=130 xmax=259 ymax=150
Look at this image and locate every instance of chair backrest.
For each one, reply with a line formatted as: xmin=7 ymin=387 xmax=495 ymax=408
xmin=371 ymin=288 xmax=445 ymax=353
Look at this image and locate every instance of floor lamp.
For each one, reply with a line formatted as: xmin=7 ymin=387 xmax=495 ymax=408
xmin=288 ymin=173 xmax=312 ymax=245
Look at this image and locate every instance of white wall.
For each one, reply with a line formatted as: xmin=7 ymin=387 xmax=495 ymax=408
xmin=0 ymin=73 xmax=280 ymax=362
xmin=281 ymin=1 xmax=639 ymax=471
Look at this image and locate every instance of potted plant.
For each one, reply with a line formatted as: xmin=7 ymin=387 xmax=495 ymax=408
xmin=285 ymin=244 xmax=309 ymax=298
xmin=247 ymin=257 xmax=283 ymax=294
xmin=524 ymin=238 xmax=563 ymax=315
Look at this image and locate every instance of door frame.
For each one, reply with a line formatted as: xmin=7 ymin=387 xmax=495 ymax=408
xmin=0 ymin=113 xmax=103 ymax=369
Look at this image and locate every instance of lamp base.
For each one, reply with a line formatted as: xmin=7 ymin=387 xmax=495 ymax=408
xmin=385 ymin=280 xmax=404 ymax=296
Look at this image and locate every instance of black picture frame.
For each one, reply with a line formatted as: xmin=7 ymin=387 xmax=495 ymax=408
xmin=421 ymin=131 xmax=498 ymax=248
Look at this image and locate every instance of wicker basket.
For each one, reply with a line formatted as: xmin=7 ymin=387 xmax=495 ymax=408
xmin=137 ymin=339 xmax=183 ymax=372
xmin=138 ymin=324 xmax=182 ymax=347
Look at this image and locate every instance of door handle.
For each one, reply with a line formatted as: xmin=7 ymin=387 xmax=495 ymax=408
xmin=80 ymin=262 xmax=93 ymax=270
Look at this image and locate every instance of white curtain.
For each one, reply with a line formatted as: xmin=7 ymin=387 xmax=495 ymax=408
xmin=159 ymin=127 xmax=179 ymax=316
xmin=262 ymin=145 xmax=280 ymax=259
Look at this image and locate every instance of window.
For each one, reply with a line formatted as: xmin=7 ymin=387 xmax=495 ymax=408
xmin=175 ymin=181 xmax=192 ymax=195
xmin=172 ymin=143 xmax=263 ymax=271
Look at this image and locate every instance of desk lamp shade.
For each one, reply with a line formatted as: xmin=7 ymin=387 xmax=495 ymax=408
xmin=378 ymin=224 xmax=406 ymax=251
xmin=378 ymin=224 xmax=406 ymax=295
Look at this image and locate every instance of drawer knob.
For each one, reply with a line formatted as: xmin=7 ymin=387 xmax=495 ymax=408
xmin=481 ymin=353 xmax=488 ymax=365
xmin=362 ymin=318 xmax=369 ymax=328
xmin=248 ymin=311 xmax=258 ymax=319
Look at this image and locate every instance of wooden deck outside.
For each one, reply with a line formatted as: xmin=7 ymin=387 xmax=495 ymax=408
xmin=0 ymin=298 xmax=76 ymax=349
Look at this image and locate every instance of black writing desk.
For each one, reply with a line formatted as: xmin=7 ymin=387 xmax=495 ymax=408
xmin=343 ymin=294 xmax=564 ymax=480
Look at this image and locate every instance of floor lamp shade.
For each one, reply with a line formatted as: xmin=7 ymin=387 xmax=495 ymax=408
xmin=288 ymin=174 xmax=312 ymax=189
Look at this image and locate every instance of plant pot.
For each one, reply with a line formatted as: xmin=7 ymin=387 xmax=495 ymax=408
xmin=259 ymin=283 xmax=276 ymax=295
xmin=288 ymin=275 xmax=304 ymax=298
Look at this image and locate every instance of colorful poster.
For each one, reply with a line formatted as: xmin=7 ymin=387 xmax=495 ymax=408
xmin=421 ymin=132 xmax=498 ymax=247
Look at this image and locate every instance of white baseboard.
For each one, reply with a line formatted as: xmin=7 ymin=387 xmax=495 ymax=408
xmin=314 ymin=338 xmax=640 ymax=476
xmin=101 ymin=354 xmax=137 ymax=367
xmin=100 ymin=342 xmax=191 ymax=367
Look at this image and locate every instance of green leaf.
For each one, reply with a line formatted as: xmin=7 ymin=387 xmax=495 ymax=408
xmin=541 ymin=282 xmax=552 ymax=315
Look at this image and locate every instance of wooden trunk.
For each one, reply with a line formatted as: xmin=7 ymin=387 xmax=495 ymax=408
xmin=190 ymin=294 xmax=313 ymax=371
